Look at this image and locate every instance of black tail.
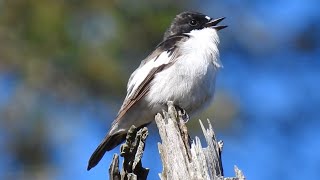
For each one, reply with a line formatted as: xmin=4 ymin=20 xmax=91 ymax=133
xmin=87 ymin=133 xmax=126 ymax=170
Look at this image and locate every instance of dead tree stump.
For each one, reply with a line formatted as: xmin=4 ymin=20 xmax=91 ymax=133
xmin=155 ymin=101 xmax=245 ymax=180
xmin=109 ymin=101 xmax=245 ymax=180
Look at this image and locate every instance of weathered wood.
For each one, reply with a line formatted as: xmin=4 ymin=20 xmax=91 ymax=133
xmin=109 ymin=154 xmax=121 ymax=180
xmin=155 ymin=101 xmax=245 ymax=180
xmin=109 ymin=126 xmax=149 ymax=180
xmin=109 ymin=101 xmax=245 ymax=180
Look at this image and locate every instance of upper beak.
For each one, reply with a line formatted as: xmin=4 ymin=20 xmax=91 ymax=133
xmin=204 ymin=17 xmax=227 ymax=31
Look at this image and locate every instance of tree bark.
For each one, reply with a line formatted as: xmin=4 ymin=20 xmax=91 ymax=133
xmin=109 ymin=126 xmax=149 ymax=180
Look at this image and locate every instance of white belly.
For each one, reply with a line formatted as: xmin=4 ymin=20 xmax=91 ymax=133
xmin=146 ymin=28 xmax=222 ymax=114
xmin=146 ymin=57 xmax=217 ymax=114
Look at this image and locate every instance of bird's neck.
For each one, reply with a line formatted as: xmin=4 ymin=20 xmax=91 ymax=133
xmin=183 ymin=28 xmax=222 ymax=68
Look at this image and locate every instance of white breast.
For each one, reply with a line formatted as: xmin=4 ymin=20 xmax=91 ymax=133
xmin=146 ymin=28 xmax=222 ymax=114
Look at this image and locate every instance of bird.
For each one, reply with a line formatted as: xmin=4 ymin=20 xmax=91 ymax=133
xmin=87 ymin=11 xmax=227 ymax=171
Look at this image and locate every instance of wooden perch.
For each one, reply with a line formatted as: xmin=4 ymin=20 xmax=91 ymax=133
xmin=156 ymin=101 xmax=245 ymax=180
xmin=109 ymin=101 xmax=245 ymax=180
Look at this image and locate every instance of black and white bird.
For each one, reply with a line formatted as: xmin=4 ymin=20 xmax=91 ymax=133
xmin=87 ymin=11 xmax=227 ymax=170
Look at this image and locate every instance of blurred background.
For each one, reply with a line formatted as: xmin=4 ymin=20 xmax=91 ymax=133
xmin=0 ymin=0 xmax=319 ymax=179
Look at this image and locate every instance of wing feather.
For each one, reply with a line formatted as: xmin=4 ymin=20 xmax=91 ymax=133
xmin=113 ymin=34 xmax=189 ymax=125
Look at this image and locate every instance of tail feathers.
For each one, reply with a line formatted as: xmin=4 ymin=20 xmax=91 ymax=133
xmin=87 ymin=133 xmax=126 ymax=171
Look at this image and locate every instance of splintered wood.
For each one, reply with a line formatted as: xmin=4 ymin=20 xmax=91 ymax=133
xmin=109 ymin=101 xmax=245 ymax=180
xmin=155 ymin=101 xmax=245 ymax=180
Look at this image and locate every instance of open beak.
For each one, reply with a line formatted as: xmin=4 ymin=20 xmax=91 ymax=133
xmin=204 ymin=17 xmax=227 ymax=31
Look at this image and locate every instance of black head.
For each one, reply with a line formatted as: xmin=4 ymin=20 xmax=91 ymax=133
xmin=163 ymin=11 xmax=227 ymax=40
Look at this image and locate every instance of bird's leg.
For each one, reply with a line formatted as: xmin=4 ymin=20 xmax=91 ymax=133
xmin=174 ymin=105 xmax=192 ymax=159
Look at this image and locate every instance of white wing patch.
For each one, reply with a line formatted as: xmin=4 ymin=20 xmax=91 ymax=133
xmin=126 ymin=51 xmax=171 ymax=99
xmin=205 ymin=16 xmax=211 ymax=20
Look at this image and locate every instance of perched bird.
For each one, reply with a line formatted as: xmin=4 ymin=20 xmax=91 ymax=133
xmin=87 ymin=11 xmax=227 ymax=170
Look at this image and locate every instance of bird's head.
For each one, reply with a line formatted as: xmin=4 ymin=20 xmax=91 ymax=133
xmin=164 ymin=11 xmax=227 ymax=39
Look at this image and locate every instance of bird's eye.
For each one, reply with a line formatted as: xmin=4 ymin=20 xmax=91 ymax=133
xmin=189 ymin=19 xmax=198 ymax=26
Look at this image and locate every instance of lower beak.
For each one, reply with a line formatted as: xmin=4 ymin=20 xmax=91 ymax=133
xmin=204 ymin=17 xmax=228 ymax=31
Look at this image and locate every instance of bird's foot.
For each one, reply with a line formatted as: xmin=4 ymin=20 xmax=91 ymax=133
xmin=175 ymin=106 xmax=190 ymax=123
